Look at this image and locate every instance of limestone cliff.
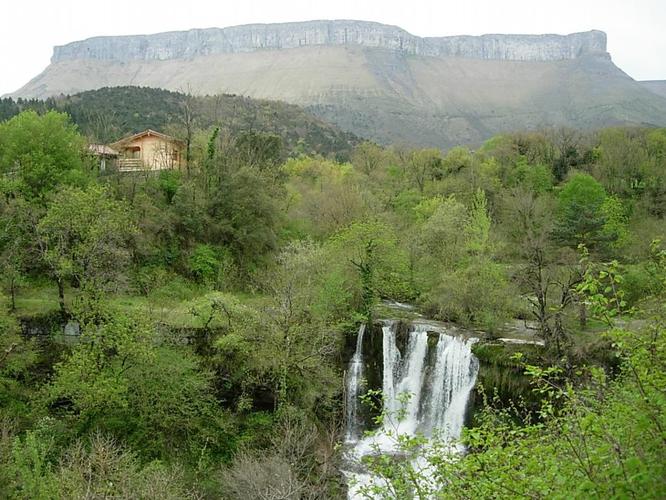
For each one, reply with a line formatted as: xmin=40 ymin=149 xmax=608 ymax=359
xmin=51 ymin=20 xmax=607 ymax=63
xmin=10 ymin=20 xmax=666 ymax=148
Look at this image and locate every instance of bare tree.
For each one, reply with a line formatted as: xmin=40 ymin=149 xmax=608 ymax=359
xmin=177 ymin=85 xmax=197 ymax=176
xmin=506 ymin=188 xmax=582 ymax=357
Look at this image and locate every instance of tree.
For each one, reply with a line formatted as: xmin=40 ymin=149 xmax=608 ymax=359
xmin=506 ymin=189 xmax=581 ymax=354
xmin=176 ymin=90 xmax=197 ymax=176
xmin=413 ymin=195 xmax=469 ymax=282
xmin=0 ymin=309 xmax=36 ymax=418
xmin=0 ymin=197 xmax=39 ymax=311
xmin=204 ymin=166 xmax=280 ymax=269
xmin=37 ymin=185 xmax=136 ymax=315
xmin=408 ymin=148 xmax=442 ymax=193
xmin=327 ymin=220 xmax=414 ymax=306
xmin=549 ymin=127 xmax=582 ymax=182
xmin=554 ymin=173 xmax=609 ymax=250
xmin=283 ymin=156 xmax=368 ymax=238
xmin=0 ymin=110 xmax=87 ymax=201
xmin=233 ymin=131 xmax=283 ymax=172
xmin=352 ymin=141 xmax=385 ymax=177
xmin=442 ymin=146 xmax=473 ymax=175
xmin=466 ymin=188 xmax=492 ymax=256
xmin=261 ymin=241 xmax=339 ymax=410
xmin=48 ymin=301 xmax=154 ymax=421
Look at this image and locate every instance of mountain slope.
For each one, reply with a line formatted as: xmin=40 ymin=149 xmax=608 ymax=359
xmin=1 ymin=87 xmax=358 ymax=158
xmin=641 ymin=80 xmax=666 ymax=99
xmin=11 ymin=20 xmax=666 ymax=148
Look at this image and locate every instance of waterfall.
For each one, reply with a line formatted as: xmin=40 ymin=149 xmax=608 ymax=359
xmin=425 ymin=332 xmax=479 ymax=439
xmin=343 ymin=321 xmax=479 ymax=498
xmin=388 ymin=325 xmax=429 ymax=436
xmin=378 ymin=322 xmax=477 ymax=442
xmin=381 ymin=322 xmax=401 ymax=416
xmin=345 ymin=324 xmax=366 ymax=442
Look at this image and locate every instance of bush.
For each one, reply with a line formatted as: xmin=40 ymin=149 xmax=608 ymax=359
xmin=621 ymin=263 xmax=664 ymax=307
xmin=150 ymin=276 xmax=200 ymax=301
xmin=188 ymin=244 xmax=221 ymax=284
xmin=425 ymin=259 xmax=515 ymax=332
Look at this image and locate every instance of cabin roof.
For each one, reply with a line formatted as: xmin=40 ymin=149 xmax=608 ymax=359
xmin=109 ymin=129 xmax=185 ymax=148
xmin=88 ymin=144 xmax=119 ymax=157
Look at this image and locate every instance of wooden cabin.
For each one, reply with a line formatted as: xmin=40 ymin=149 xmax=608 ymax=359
xmin=88 ymin=144 xmax=119 ymax=172
xmin=108 ymin=129 xmax=185 ymax=171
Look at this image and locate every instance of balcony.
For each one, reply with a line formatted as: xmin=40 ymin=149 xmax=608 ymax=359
xmin=116 ymin=158 xmax=145 ymax=171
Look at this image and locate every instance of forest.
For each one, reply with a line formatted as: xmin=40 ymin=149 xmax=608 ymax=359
xmin=0 ymin=102 xmax=664 ymax=498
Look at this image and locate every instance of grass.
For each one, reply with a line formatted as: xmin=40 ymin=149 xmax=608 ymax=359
xmin=10 ymin=284 xmax=61 ymax=317
xmin=6 ymin=282 xmax=269 ymax=329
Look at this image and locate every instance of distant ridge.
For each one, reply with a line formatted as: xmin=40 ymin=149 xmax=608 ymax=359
xmin=11 ymin=20 xmax=666 ymax=148
xmin=50 ymin=20 xmax=608 ymax=63
xmin=640 ymin=80 xmax=666 ymax=99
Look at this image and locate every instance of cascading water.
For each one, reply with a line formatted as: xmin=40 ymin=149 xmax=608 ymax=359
xmin=389 ymin=324 xmax=429 ymax=436
xmin=425 ymin=332 xmax=479 ymax=440
xmin=343 ymin=321 xmax=479 ymax=498
xmin=345 ymin=324 xmax=366 ymax=442
xmin=381 ymin=322 xmax=401 ymax=417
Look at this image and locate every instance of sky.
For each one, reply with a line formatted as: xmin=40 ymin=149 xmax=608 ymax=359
xmin=1 ymin=0 xmax=665 ymax=96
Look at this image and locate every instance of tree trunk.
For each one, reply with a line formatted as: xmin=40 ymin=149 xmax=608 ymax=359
xmin=57 ymin=277 xmax=66 ymax=318
xmin=579 ymin=301 xmax=587 ymax=329
xmin=9 ymin=278 xmax=16 ymax=312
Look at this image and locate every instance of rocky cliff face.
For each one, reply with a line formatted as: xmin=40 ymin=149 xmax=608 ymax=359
xmin=51 ymin=20 xmax=607 ymax=63
xmin=13 ymin=20 xmax=665 ymax=149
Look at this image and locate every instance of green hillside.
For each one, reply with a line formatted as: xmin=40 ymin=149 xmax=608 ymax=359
xmin=0 ymin=86 xmax=359 ymax=159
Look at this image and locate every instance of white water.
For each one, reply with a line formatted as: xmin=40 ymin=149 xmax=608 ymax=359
xmin=425 ymin=332 xmax=479 ymax=439
xmin=343 ymin=321 xmax=479 ymax=498
xmin=381 ymin=322 xmax=401 ymax=417
xmin=345 ymin=324 xmax=366 ymax=442
xmin=390 ymin=325 xmax=429 ymax=436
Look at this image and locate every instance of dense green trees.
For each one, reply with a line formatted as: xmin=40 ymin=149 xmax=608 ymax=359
xmin=555 ymin=173 xmax=609 ymax=249
xmin=1 ymin=106 xmax=666 ymax=498
xmin=0 ymin=198 xmax=37 ymax=311
xmin=37 ymin=185 xmax=136 ymax=314
xmin=0 ymin=111 xmax=87 ymax=201
xmin=0 ymin=87 xmax=358 ymax=158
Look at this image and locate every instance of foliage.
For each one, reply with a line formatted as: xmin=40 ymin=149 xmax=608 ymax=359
xmin=2 ymin=107 xmax=666 ymax=499
xmin=38 ymin=185 xmax=136 ymax=288
xmin=6 ymin=430 xmax=199 ymax=499
xmin=0 ymin=197 xmax=39 ymax=310
xmin=37 ymin=184 xmax=136 ymax=315
xmin=188 ymin=244 xmax=221 ymax=284
xmin=326 ymin=220 xmax=415 ymax=305
xmin=1 ymin=86 xmax=358 ymax=158
xmin=0 ymin=310 xmax=37 ymax=423
xmin=427 ymin=259 xmax=514 ymax=332
xmin=0 ymin=110 xmax=87 ymax=200
xmin=555 ymin=173 xmax=609 ymax=250
xmin=283 ymin=156 xmax=369 ymax=238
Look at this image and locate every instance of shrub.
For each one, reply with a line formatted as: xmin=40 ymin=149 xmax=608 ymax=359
xmin=188 ymin=244 xmax=220 ymax=284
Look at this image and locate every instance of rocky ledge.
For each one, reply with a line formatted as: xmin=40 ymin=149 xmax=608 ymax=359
xmin=52 ymin=20 xmax=607 ymax=63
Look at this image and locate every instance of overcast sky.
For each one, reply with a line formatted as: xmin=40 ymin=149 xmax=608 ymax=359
xmin=2 ymin=0 xmax=665 ymax=96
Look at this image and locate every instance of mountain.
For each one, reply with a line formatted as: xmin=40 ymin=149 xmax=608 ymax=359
xmin=640 ymin=80 xmax=666 ymax=99
xmin=0 ymin=87 xmax=358 ymax=158
xmin=11 ymin=20 xmax=666 ymax=148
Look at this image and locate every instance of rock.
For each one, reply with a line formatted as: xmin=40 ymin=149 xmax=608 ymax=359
xmin=51 ymin=20 xmax=607 ymax=64
xmin=64 ymin=321 xmax=80 ymax=336
xmin=11 ymin=20 xmax=666 ymax=150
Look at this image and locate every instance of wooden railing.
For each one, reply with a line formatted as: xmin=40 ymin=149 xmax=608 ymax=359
xmin=117 ymin=158 xmax=144 ymax=171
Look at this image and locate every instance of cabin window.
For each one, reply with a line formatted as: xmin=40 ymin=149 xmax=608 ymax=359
xmin=127 ymin=146 xmax=141 ymax=158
